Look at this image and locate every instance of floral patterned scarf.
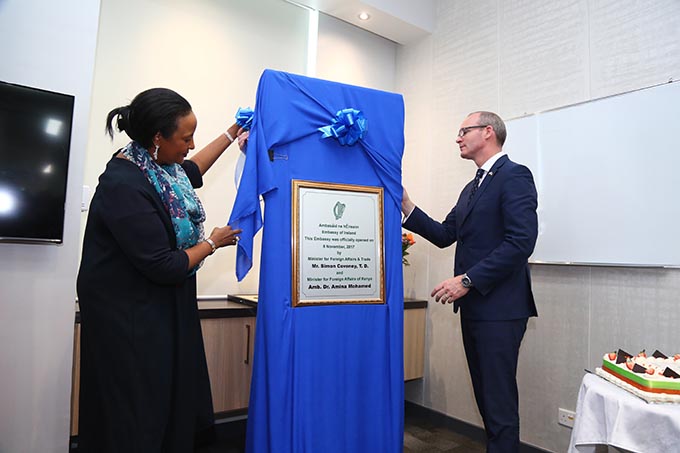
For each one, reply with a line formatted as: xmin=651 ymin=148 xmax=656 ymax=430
xmin=122 ymin=141 xmax=205 ymax=274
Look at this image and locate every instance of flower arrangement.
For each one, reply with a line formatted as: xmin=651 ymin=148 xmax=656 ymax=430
xmin=402 ymin=232 xmax=416 ymax=265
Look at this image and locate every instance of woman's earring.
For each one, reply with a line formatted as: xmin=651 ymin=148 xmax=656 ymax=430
xmin=153 ymin=144 xmax=159 ymax=160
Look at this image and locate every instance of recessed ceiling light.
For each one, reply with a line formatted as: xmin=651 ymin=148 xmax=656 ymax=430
xmin=358 ymin=12 xmax=370 ymax=20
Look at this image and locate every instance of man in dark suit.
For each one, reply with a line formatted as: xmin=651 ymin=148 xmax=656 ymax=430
xmin=402 ymin=111 xmax=538 ymax=453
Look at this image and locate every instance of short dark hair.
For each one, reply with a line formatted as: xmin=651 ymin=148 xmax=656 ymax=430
xmin=470 ymin=111 xmax=507 ymax=146
xmin=105 ymin=88 xmax=192 ymax=148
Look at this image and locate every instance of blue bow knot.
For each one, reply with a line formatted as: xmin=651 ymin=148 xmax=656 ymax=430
xmin=235 ymin=107 xmax=254 ymax=130
xmin=318 ymin=108 xmax=368 ymax=146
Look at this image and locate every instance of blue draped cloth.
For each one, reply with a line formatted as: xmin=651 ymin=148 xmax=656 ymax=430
xmin=229 ymin=70 xmax=404 ymax=453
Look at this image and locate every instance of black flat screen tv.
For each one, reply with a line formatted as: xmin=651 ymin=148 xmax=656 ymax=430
xmin=0 ymin=81 xmax=75 ymax=244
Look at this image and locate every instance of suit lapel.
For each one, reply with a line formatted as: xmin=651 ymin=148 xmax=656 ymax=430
xmin=460 ymin=155 xmax=509 ymax=226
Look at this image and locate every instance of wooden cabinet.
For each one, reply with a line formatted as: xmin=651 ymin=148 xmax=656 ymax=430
xmin=70 ymin=300 xmax=426 ymax=436
xmin=403 ymin=308 xmax=426 ymax=381
xmin=70 ymin=308 xmax=256 ymax=436
xmin=70 ymin=324 xmax=80 ymax=436
xmin=201 ymin=317 xmax=255 ymax=414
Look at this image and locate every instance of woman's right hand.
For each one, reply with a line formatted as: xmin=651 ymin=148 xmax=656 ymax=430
xmin=208 ymin=225 xmax=242 ymax=249
xmin=185 ymin=225 xmax=244 ymax=270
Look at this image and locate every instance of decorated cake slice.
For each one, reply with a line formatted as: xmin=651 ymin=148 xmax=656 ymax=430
xmin=596 ymin=349 xmax=680 ymax=403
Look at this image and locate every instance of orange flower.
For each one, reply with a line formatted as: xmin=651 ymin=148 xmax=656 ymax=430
xmin=402 ymin=232 xmax=416 ymax=265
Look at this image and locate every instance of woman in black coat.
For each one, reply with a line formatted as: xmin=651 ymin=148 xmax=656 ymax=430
xmin=77 ymin=88 xmax=243 ymax=453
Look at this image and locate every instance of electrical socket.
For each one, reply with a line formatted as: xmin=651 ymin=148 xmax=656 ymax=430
xmin=558 ymin=408 xmax=575 ymax=428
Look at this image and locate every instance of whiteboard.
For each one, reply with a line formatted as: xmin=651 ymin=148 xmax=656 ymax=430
xmin=504 ymin=81 xmax=680 ymax=267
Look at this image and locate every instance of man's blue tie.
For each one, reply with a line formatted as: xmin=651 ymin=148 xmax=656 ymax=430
xmin=467 ymin=168 xmax=485 ymax=205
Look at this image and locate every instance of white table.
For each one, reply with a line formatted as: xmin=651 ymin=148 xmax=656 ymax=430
xmin=569 ymin=373 xmax=680 ymax=453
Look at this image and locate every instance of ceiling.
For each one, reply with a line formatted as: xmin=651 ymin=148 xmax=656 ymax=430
xmin=288 ymin=0 xmax=435 ymax=45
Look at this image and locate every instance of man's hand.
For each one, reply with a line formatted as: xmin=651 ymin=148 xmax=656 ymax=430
xmin=431 ymin=275 xmax=469 ymax=304
xmin=402 ymin=187 xmax=416 ymax=217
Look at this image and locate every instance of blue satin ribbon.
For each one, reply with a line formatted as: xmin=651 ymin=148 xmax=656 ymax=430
xmin=318 ymin=108 xmax=368 ymax=146
xmin=235 ymin=107 xmax=254 ymax=130
xmin=233 ymin=108 xmax=253 ymax=190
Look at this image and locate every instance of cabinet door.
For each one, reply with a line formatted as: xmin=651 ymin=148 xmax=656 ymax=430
xmin=404 ymin=309 xmax=425 ymax=381
xmin=71 ymin=324 xmax=81 ymax=436
xmin=201 ymin=317 xmax=256 ymax=413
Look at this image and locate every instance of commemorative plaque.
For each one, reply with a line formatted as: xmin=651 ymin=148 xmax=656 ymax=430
xmin=292 ymin=180 xmax=384 ymax=306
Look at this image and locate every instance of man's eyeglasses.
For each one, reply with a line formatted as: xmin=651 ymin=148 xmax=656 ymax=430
xmin=457 ymin=125 xmax=489 ymax=137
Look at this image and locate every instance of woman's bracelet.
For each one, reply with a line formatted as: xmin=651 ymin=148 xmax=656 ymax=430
xmin=204 ymin=237 xmax=217 ymax=255
xmin=225 ymin=130 xmax=235 ymax=143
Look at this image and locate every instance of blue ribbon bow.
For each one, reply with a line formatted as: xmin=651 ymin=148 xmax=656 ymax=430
xmin=235 ymin=107 xmax=254 ymax=131
xmin=318 ymin=108 xmax=368 ymax=146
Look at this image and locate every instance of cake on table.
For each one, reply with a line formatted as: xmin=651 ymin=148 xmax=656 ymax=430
xmin=596 ymin=349 xmax=680 ymax=403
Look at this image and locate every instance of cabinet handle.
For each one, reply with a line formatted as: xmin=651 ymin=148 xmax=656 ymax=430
xmin=244 ymin=324 xmax=251 ymax=365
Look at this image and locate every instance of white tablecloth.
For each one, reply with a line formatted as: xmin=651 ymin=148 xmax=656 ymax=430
xmin=569 ymin=373 xmax=680 ymax=453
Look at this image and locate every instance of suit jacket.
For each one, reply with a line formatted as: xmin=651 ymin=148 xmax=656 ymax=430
xmin=404 ymin=154 xmax=538 ymax=321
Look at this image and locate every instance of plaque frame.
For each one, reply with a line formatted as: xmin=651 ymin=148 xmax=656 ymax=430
xmin=291 ymin=180 xmax=385 ymax=307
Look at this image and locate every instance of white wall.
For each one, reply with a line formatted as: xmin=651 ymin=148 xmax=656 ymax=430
xmin=316 ymin=13 xmax=397 ymax=91
xmin=398 ymin=1 xmax=680 ymax=452
xmin=83 ymin=0 xmax=309 ymax=296
xmin=0 ymin=1 xmax=101 ymax=452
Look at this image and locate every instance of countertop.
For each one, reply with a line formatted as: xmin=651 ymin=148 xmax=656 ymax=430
xmin=75 ymin=295 xmax=427 ymax=323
